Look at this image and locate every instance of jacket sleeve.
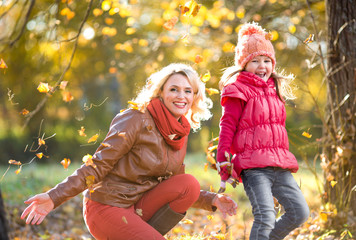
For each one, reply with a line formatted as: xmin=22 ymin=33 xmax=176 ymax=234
xmin=191 ymin=190 xmax=217 ymax=212
xmin=216 ymin=97 xmax=244 ymax=163
xmin=47 ymin=110 xmax=142 ymax=209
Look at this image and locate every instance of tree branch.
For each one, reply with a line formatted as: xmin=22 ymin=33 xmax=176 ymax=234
xmin=22 ymin=0 xmax=94 ymax=129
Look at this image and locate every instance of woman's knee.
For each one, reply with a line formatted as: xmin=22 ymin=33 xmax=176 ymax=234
xmin=174 ymin=174 xmax=200 ymax=197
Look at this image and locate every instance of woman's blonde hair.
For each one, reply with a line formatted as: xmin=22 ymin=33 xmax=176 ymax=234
xmin=219 ymin=65 xmax=296 ymax=101
xmin=133 ymin=63 xmax=212 ymax=131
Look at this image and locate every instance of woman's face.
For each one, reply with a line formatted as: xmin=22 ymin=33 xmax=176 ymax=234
xmin=160 ymin=73 xmax=194 ymax=120
xmin=245 ymin=55 xmax=273 ymax=82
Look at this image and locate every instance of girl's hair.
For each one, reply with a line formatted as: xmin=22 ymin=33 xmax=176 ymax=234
xmin=219 ymin=65 xmax=296 ymax=101
xmin=133 ymin=63 xmax=212 ymax=131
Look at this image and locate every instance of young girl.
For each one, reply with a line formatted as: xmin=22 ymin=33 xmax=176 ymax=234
xmin=216 ymin=22 xmax=309 ymax=240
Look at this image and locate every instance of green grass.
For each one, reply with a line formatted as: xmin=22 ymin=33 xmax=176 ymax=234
xmin=0 ymin=152 xmax=322 ymax=209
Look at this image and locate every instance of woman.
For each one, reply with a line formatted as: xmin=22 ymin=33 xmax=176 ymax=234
xmin=21 ymin=63 xmax=237 ymax=240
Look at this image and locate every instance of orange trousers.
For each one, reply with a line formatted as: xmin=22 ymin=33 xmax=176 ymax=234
xmin=83 ymin=174 xmax=201 ymax=240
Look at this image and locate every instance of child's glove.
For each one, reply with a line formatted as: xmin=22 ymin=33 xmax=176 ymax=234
xmin=217 ymin=152 xmax=239 ymax=193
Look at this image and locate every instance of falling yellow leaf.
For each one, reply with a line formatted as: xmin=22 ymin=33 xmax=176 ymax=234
xmin=88 ymin=134 xmax=99 ymax=143
xmin=19 ymin=109 xmax=29 ymax=115
xmin=36 ymin=152 xmax=44 ymax=159
xmin=59 ymin=81 xmax=68 ymax=90
xmin=206 ymin=88 xmax=219 ymax=95
xmin=303 ymin=34 xmax=314 ymax=44
xmin=330 ymin=180 xmax=337 ymax=188
xmin=135 ymin=208 xmax=143 ymax=216
xmin=0 ymin=58 xmax=8 ymax=69
xmin=37 ymin=82 xmax=51 ymax=93
xmin=320 ymin=212 xmax=328 ymax=222
xmin=62 ymin=91 xmax=74 ymax=102
xmin=85 ymin=175 xmax=96 ymax=193
xmin=122 ymin=216 xmax=128 ymax=224
xmin=194 ymin=55 xmax=203 ymax=64
xmin=163 ymin=16 xmax=178 ymax=31
xmin=182 ymin=219 xmax=193 ymax=224
xmin=8 ymin=160 xmax=21 ymax=165
xmin=208 ymin=145 xmax=218 ymax=152
xmin=101 ymin=143 xmax=111 ymax=148
xmin=181 ymin=0 xmax=201 ymax=17
xmin=82 ymin=154 xmax=96 ymax=168
xmin=206 ymin=153 xmax=216 ymax=164
xmin=207 ymin=215 xmax=214 ymax=220
xmin=61 ymin=158 xmax=71 ymax=169
xmin=78 ymin=126 xmax=87 ymax=137
xmin=15 ymin=167 xmax=21 ymax=175
xmin=201 ymin=71 xmax=211 ymax=83
xmin=38 ymin=138 xmax=46 ymax=146
xmin=302 ymin=131 xmax=312 ymax=138
xmin=204 ymin=163 xmax=209 ymax=171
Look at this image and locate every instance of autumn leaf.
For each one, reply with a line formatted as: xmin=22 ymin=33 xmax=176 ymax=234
xmin=38 ymin=138 xmax=46 ymax=146
xmin=304 ymin=34 xmax=314 ymax=44
xmin=126 ymin=28 xmax=136 ymax=35
xmin=15 ymin=167 xmax=22 ymax=175
xmin=59 ymin=81 xmax=68 ymax=90
xmin=0 ymin=58 xmax=8 ymax=69
xmin=19 ymin=109 xmax=29 ymax=115
xmin=135 ymin=208 xmax=143 ymax=216
xmin=8 ymin=160 xmax=21 ymax=165
xmin=206 ymin=153 xmax=216 ymax=164
xmin=85 ymin=175 xmax=95 ymax=193
xmin=302 ymin=131 xmax=312 ymax=138
xmin=101 ymin=143 xmax=111 ymax=148
xmin=88 ymin=134 xmax=99 ymax=143
xmin=330 ymin=180 xmax=337 ymax=188
xmin=163 ymin=16 xmax=178 ymax=31
xmin=60 ymin=7 xmax=75 ymax=20
xmin=82 ymin=154 xmax=96 ymax=168
xmin=201 ymin=71 xmax=211 ymax=83
xmin=102 ymin=27 xmax=117 ymax=37
xmin=181 ymin=33 xmax=191 ymax=44
xmin=36 ymin=152 xmax=44 ymax=159
xmin=127 ymin=101 xmax=145 ymax=113
xmin=207 ymin=215 xmax=214 ymax=220
xmin=181 ymin=0 xmax=201 ymax=17
xmin=122 ymin=216 xmax=128 ymax=224
xmin=206 ymin=88 xmax=220 ymax=95
xmin=207 ymin=145 xmax=217 ymax=152
xmin=194 ymin=55 xmax=203 ymax=64
xmin=105 ymin=17 xmax=114 ymax=25
xmin=78 ymin=126 xmax=87 ymax=137
xmin=62 ymin=91 xmax=74 ymax=102
xmin=182 ymin=219 xmax=193 ymax=224
xmin=37 ymin=82 xmax=51 ymax=93
xmin=61 ymin=158 xmax=71 ymax=169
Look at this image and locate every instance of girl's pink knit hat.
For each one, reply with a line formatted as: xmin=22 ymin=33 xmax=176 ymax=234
xmin=235 ymin=22 xmax=276 ymax=70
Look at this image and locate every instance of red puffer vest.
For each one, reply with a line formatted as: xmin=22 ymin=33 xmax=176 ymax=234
xmin=221 ymin=71 xmax=298 ymax=177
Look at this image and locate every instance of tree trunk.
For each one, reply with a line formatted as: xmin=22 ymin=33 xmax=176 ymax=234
xmin=0 ymin=188 xmax=9 ymax=240
xmin=323 ymin=0 xmax=356 ymax=230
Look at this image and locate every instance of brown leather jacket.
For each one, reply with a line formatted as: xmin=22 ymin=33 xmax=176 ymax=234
xmin=47 ymin=109 xmax=217 ymax=211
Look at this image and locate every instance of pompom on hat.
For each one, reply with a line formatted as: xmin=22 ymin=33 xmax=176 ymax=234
xmin=235 ymin=22 xmax=276 ymax=71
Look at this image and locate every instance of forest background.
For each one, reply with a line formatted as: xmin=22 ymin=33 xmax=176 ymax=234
xmin=0 ymin=0 xmax=354 ymax=239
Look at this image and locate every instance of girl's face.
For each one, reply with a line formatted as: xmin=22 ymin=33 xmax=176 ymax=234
xmin=245 ymin=55 xmax=273 ymax=82
xmin=160 ymin=73 xmax=194 ymax=120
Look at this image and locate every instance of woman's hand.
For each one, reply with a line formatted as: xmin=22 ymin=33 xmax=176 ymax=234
xmin=21 ymin=193 xmax=54 ymax=225
xmin=212 ymin=194 xmax=237 ymax=219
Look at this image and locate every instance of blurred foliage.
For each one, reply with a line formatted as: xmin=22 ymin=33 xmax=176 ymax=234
xmin=0 ymin=0 xmax=327 ymax=166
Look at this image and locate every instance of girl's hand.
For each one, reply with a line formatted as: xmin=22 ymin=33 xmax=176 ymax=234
xmin=21 ymin=193 xmax=54 ymax=225
xmin=212 ymin=194 xmax=237 ymax=219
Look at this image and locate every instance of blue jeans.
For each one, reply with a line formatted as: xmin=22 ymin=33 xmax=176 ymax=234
xmin=242 ymin=167 xmax=309 ymax=240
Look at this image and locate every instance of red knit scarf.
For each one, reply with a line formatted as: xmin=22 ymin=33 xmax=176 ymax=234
xmin=147 ymin=98 xmax=191 ymax=150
